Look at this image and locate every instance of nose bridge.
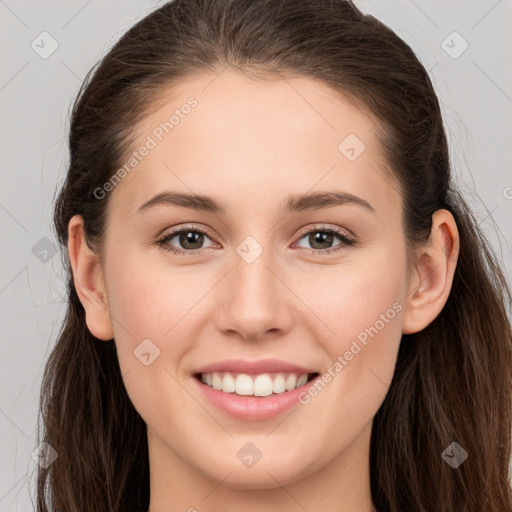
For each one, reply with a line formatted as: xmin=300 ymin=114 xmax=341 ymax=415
xmin=232 ymin=236 xmax=279 ymax=312
xmin=215 ymin=233 xmax=291 ymax=340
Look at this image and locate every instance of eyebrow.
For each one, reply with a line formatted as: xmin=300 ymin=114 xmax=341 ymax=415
xmin=136 ymin=190 xmax=376 ymax=215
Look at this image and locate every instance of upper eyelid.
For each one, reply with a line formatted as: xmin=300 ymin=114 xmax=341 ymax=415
xmin=160 ymin=223 xmax=353 ymax=245
xmin=295 ymin=223 xmax=353 ymax=239
xmin=161 ymin=223 xmax=217 ymax=241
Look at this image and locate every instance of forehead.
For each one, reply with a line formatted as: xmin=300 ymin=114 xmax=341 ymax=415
xmin=107 ymin=70 xmax=397 ymax=220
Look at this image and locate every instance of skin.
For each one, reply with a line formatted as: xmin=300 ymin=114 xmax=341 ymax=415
xmin=67 ymin=69 xmax=459 ymax=512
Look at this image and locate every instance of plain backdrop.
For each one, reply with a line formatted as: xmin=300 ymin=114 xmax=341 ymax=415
xmin=1 ymin=0 xmax=511 ymax=509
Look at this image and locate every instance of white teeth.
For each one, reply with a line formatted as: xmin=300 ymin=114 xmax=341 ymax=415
xmin=200 ymin=371 xmax=312 ymax=396
xmin=223 ymin=373 xmax=236 ymax=393
xmin=296 ymin=374 xmax=308 ymax=387
xmin=253 ymin=374 xmax=273 ymax=396
xmin=212 ymin=373 xmax=223 ymax=390
xmin=285 ymin=374 xmax=297 ymax=391
xmin=235 ymin=374 xmax=253 ymax=395
xmin=272 ymin=374 xmax=286 ymax=394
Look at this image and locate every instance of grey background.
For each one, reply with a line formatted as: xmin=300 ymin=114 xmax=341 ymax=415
xmin=1 ymin=0 xmax=511 ymax=509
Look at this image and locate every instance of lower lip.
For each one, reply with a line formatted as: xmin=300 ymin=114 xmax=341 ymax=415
xmin=191 ymin=374 xmax=321 ymax=420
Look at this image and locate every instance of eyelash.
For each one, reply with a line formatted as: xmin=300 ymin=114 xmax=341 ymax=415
xmin=156 ymin=223 xmax=356 ymax=256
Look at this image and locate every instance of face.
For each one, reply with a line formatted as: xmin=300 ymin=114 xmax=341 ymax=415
xmin=99 ymin=70 xmax=410 ymax=491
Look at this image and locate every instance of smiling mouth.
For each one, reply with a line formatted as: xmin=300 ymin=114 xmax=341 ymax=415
xmin=193 ymin=371 xmax=320 ymax=397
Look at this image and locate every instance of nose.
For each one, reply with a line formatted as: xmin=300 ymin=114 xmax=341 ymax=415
xmin=214 ymin=247 xmax=294 ymax=342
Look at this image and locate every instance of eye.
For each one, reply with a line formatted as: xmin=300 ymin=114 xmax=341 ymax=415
xmin=156 ymin=223 xmax=355 ymax=256
xmin=293 ymin=224 xmax=355 ymax=254
xmin=156 ymin=224 xmax=217 ymax=255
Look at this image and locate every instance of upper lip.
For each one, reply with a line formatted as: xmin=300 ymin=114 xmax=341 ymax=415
xmin=193 ymin=358 xmax=318 ymax=375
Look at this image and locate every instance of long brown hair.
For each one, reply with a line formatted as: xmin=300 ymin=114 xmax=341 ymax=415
xmin=36 ymin=0 xmax=512 ymax=510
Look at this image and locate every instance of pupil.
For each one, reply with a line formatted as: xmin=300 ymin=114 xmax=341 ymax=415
xmin=181 ymin=231 xmax=203 ymax=249
xmin=311 ymin=231 xmax=332 ymax=249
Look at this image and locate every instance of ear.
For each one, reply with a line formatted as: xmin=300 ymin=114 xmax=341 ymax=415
xmin=402 ymin=209 xmax=460 ymax=334
xmin=67 ymin=214 xmax=114 ymax=340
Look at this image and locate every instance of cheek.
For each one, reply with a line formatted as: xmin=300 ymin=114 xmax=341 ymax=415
xmin=300 ymin=245 xmax=406 ymax=406
xmin=301 ymin=244 xmax=406 ymax=344
xmin=101 ymin=251 xmax=191 ymax=399
xmin=103 ymin=252 xmax=203 ymax=426
xmin=104 ymin=245 xmax=209 ymax=342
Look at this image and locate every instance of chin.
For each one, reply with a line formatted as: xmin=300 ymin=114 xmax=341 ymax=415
xmin=200 ymin=456 xmax=313 ymax=490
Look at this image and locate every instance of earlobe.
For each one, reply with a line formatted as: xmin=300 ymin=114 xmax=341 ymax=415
xmin=402 ymin=209 xmax=460 ymax=335
xmin=67 ymin=214 xmax=114 ymax=341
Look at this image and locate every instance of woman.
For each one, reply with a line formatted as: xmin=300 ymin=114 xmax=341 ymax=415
xmin=36 ymin=0 xmax=512 ymax=510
